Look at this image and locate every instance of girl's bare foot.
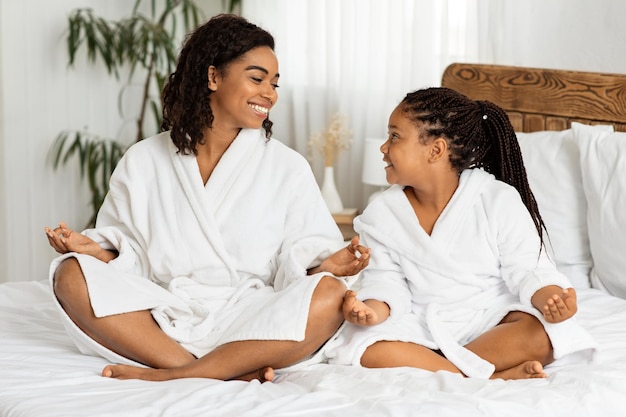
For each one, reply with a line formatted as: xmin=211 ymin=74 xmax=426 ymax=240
xmin=491 ymin=360 xmax=547 ymax=380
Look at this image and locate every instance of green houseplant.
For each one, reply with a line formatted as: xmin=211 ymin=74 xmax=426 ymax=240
xmin=48 ymin=0 xmax=209 ymax=227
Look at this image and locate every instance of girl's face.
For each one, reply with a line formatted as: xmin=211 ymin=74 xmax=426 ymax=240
xmin=381 ymin=105 xmax=433 ymax=187
xmin=208 ymin=46 xmax=279 ymax=131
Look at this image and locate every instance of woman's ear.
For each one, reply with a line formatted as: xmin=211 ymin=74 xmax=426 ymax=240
xmin=207 ymin=65 xmax=218 ymax=91
xmin=429 ymin=137 xmax=449 ymax=162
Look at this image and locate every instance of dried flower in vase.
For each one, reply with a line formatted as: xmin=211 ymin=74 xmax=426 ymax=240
xmin=308 ymin=113 xmax=353 ymax=167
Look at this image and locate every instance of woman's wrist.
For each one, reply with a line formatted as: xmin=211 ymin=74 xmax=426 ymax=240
xmin=95 ymin=248 xmax=119 ymax=263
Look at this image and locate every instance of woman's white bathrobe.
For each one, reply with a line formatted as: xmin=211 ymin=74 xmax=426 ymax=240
xmin=326 ymin=168 xmax=597 ymax=378
xmin=49 ymin=129 xmax=344 ymax=365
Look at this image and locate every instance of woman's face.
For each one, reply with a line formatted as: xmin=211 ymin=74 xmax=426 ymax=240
xmin=208 ymin=46 xmax=279 ymax=131
xmin=381 ymin=105 xmax=432 ymax=187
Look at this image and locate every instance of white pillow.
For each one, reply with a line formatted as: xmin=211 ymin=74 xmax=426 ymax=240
xmin=516 ymin=129 xmax=592 ymax=288
xmin=573 ymin=122 xmax=626 ymax=298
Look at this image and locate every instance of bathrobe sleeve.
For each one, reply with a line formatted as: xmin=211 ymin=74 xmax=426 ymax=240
xmin=272 ymin=152 xmax=344 ymax=291
xmin=490 ymin=185 xmax=573 ymax=305
xmin=81 ymin=141 xmax=161 ymax=280
xmin=353 ymin=212 xmax=413 ymax=318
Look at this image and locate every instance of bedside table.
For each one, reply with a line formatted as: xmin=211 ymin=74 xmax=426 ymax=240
xmin=332 ymin=208 xmax=359 ymax=241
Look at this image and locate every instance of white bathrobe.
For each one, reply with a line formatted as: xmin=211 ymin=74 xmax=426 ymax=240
xmin=49 ymin=129 xmax=344 ymax=365
xmin=326 ymin=168 xmax=597 ymax=378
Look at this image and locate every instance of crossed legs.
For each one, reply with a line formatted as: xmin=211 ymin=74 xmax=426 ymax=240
xmin=53 ymin=258 xmax=346 ymax=381
xmin=54 ymin=258 xmax=195 ymax=369
xmin=361 ymin=311 xmax=553 ymax=380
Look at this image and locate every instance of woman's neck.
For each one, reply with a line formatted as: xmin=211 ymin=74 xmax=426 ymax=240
xmin=201 ymin=126 xmax=241 ymax=154
xmin=196 ymin=127 xmax=241 ymax=184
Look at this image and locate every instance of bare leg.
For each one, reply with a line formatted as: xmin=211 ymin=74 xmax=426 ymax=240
xmin=361 ymin=341 xmax=462 ymax=374
xmin=235 ymin=367 xmax=275 ymax=382
xmin=360 ymin=311 xmax=552 ymax=381
xmin=491 ymin=361 xmax=546 ymax=380
xmin=53 ymin=258 xmax=195 ymax=368
xmin=102 ymin=276 xmax=346 ymax=381
xmin=361 ymin=340 xmax=545 ymax=380
xmin=465 ymin=311 xmax=553 ymax=372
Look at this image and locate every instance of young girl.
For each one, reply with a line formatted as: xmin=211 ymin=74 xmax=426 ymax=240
xmin=326 ymin=87 xmax=597 ymax=380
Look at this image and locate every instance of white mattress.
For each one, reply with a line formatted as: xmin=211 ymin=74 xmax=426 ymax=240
xmin=1 ymin=280 xmax=626 ymax=417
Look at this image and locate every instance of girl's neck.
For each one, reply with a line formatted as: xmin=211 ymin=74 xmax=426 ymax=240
xmin=404 ymin=170 xmax=459 ymax=235
xmin=408 ymin=170 xmax=459 ymax=211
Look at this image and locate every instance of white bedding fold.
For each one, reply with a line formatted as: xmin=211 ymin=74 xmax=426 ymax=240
xmin=1 ymin=280 xmax=625 ymax=417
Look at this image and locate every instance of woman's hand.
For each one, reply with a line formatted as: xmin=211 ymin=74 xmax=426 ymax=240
xmin=44 ymin=222 xmax=117 ymax=263
xmin=308 ymin=236 xmax=371 ymax=277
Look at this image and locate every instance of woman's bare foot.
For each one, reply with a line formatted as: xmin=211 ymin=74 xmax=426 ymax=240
xmin=102 ymin=364 xmax=170 ymax=381
xmin=491 ymin=360 xmax=547 ymax=380
xmin=101 ymin=364 xmax=275 ymax=382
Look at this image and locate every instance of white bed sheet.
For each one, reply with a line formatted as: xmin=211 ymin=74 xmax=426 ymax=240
xmin=1 ymin=280 xmax=626 ymax=417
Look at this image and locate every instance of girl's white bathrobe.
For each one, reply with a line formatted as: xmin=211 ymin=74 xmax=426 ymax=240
xmin=326 ymin=168 xmax=597 ymax=378
xmin=49 ymin=129 xmax=344 ymax=365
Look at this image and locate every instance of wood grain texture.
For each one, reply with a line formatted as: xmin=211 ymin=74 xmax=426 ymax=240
xmin=441 ymin=63 xmax=626 ymax=132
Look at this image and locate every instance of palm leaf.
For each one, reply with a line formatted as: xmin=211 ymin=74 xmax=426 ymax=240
xmin=54 ymin=1 xmax=204 ymax=225
xmin=48 ymin=131 xmax=127 ymax=227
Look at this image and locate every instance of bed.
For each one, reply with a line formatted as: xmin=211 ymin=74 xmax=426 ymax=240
xmin=2 ymin=63 xmax=626 ymax=417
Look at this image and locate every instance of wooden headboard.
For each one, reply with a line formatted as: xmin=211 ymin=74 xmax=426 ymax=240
xmin=441 ymin=63 xmax=626 ymax=132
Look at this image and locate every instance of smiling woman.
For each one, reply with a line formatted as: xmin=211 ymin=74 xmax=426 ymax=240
xmin=205 ymin=48 xmax=280 ymax=152
xmin=44 ymin=13 xmax=370 ymax=383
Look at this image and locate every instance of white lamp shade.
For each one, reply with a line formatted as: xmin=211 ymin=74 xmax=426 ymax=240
xmin=361 ymin=138 xmax=388 ymax=186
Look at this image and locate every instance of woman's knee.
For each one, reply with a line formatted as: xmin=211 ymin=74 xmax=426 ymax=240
xmin=308 ymin=276 xmax=345 ymax=325
xmin=53 ymin=258 xmax=88 ymax=305
xmin=312 ymin=276 xmax=346 ymax=307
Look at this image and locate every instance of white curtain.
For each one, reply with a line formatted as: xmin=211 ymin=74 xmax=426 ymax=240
xmin=242 ymin=0 xmax=480 ymax=211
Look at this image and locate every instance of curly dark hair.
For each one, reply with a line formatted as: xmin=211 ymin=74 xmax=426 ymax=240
xmin=399 ymin=87 xmax=546 ymax=246
xmin=161 ymin=14 xmax=275 ymax=155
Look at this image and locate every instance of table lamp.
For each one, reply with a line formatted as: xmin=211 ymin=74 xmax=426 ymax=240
xmin=361 ymin=138 xmax=388 ymax=204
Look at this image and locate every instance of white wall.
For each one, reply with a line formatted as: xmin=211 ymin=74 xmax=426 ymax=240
xmin=1 ymin=0 xmax=625 ymax=283
xmin=0 ymin=0 xmax=6 ymax=284
xmin=482 ymin=0 xmax=626 ymax=74
xmin=1 ymin=0 xmax=118 ymax=284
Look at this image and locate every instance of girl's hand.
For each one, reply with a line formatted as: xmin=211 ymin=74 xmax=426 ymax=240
xmin=342 ymin=290 xmax=389 ymax=326
xmin=532 ymin=286 xmax=578 ymax=323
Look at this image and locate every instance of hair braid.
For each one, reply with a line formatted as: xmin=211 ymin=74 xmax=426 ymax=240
xmin=478 ymin=101 xmax=545 ymax=244
xmin=400 ymin=88 xmax=546 ymax=247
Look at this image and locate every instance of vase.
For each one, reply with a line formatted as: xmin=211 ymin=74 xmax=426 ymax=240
xmin=321 ymin=166 xmax=344 ymax=213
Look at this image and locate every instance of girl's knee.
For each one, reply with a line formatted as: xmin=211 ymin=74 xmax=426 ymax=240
xmin=360 ymin=342 xmax=386 ymax=368
xmin=524 ymin=316 xmax=553 ymax=363
xmin=501 ymin=311 xmax=553 ymax=363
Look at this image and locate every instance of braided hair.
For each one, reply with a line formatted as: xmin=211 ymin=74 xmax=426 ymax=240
xmin=161 ymin=14 xmax=275 ymax=155
xmin=399 ymin=87 xmax=545 ymax=246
